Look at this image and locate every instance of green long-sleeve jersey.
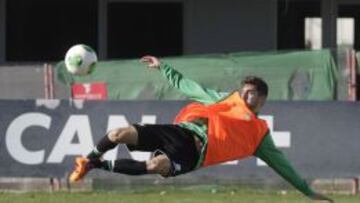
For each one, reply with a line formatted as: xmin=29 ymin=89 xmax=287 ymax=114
xmin=159 ymin=63 xmax=315 ymax=197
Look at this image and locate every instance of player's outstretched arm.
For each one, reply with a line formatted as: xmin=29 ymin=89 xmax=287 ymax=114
xmin=254 ymin=134 xmax=334 ymax=202
xmin=140 ymin=55 xmax=225 ymax=104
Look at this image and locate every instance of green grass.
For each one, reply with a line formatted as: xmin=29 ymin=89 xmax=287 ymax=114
xmin=0 ymin=186 xmax=358 ymax=203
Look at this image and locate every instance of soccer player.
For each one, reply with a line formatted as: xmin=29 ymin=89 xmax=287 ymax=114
xmin=69 ymin=56 xmax=333 ymax=202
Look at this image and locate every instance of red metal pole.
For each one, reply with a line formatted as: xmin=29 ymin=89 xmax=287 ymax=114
xmin=350 ymin=50 xmax=357 ymax=101
xmin=43 ymin=63 xmax=49 ymax=99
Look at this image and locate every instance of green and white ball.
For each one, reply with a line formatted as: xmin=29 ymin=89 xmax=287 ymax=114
xmin=64 ymin=44 xmax=98 ymax=76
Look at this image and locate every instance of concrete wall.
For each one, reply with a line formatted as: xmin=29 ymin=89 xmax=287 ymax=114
xmin=0 ymin=66 xmax=44 ymax=99
xmin=0 ymin=65 xmax=68 ymax=99
xmin=183 ymin=0 xmax=277 ymax=54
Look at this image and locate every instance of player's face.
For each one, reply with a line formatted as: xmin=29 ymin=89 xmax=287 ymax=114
xmin=239 ymin=84 xmax=267 ymax=113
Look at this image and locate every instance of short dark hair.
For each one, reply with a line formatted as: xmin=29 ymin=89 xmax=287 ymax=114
xmin=241 ymin=76 xmax=268 ymax=97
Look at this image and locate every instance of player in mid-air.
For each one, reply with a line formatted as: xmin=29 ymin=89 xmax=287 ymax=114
xmin=69 ymin=56 xmax=333 ymax=202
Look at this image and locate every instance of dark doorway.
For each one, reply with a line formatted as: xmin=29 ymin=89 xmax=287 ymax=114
xmin=277 ymin=0 xmax=321 ymax=50
xmin=107 ymin=2 xmax=183 ymax=59
xmin=6 ymin=0 xmax=98 ymax=62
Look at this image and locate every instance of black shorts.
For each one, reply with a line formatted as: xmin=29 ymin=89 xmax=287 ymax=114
xmin=129 ymin=124 xmax=199 ymax=177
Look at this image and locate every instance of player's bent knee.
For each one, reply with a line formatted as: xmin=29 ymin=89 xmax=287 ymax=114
xmin=146 ymin=155 xmax=171 ymax=177
xmin=107 ymin=126 xmax=138 ymax=145
xmin=107 ymin=128 xmax=123 ymax=142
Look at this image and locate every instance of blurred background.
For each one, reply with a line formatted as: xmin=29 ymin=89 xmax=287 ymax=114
xmin=0 ymin=0 xmax=359 ymax=200
xmin=0 ymin=0 xmax=359 ymax=100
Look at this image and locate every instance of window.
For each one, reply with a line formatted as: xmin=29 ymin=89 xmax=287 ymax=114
xmin=304 ymin=17 xmax=354 ymax=50
xmin=107 ymin=2 xmax=183 ymax=59
xmin=6 ymin=0 xmax=97 ymax=62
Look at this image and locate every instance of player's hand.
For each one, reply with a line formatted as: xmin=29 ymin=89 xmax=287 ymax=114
xmin=309 ymin=193 xmax=334 ymax=202
xmin=140 ymin=55 xmax=160 ymax=70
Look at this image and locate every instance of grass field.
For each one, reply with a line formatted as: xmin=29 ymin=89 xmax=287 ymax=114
xmin=0 ymin=186 xmax=358 ymax=203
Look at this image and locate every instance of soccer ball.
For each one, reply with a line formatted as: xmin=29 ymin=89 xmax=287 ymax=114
xmin=64 ymin=44 xmax=98 ymax=76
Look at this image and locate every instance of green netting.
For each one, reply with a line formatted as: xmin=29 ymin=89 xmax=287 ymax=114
xmin=56 ymin=50 xmax=337 ymax=100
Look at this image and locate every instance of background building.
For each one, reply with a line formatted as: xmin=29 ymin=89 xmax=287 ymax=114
xmin=0 ymin=0 xmax=359 ymax=63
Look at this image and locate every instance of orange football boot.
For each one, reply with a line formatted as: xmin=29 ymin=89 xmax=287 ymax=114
xmin=69 ymin=157 xmax=93 ymax=182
